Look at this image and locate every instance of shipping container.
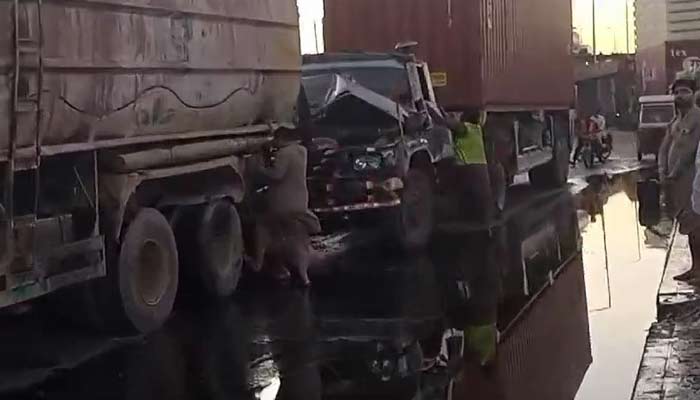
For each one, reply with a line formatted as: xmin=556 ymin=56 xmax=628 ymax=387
xmin=638 ymin=40 xmax=700 ymax=95
xmin=323 ymin=0 xmax=574 ymax=111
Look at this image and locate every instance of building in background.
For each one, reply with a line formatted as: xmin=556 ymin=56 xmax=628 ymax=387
xmin=575 ymin=54 xmax=638 ymax=129
xmin=297 ymin=0 xmax=324 ymax=54
xmin=636 ymin=0 xmax=700 ymax=94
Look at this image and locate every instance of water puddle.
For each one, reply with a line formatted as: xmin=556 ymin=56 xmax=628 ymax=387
xmin=576 ymin=172 xmax=669 ymax=400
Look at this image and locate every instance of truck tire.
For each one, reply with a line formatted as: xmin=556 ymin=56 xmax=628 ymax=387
xmin=172 ymin=201 xmax=243 ymax=299
xmin=529 ymin=130 xmax=570 ymax=189
xmin=117 ymin=208 xmax=179 ymax=333
xmin=394 ymin=169 xmax=434 ymax=250
xmin=193 ymin=201 xmax=243 ymax=298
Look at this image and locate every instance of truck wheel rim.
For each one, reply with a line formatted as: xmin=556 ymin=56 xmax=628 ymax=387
xmin=138 ymin=239 xmax=170 ymax=306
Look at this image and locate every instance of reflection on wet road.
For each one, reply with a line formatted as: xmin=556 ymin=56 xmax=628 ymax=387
xmin=6 ymin=168 xmax=669 ymax=400
xmin=575 ymin=172 xmax=669 ymax=400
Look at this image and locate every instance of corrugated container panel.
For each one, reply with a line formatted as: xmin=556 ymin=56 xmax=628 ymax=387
xmin=481 ymin=0 xmax=574 ymax=108
xmin=323 ymin=0 xmax=483 ymax=109
xmin=323 ymin=0 xmax=573 ymax=111
xmin=496 ymin=257 xmax=592 ymax=400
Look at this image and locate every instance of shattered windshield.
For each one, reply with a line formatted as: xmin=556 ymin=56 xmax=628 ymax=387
xmin=303 ymin=66 xmax=411 ymax=105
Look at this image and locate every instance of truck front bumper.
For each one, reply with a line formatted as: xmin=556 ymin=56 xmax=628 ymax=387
xmin=310 ymin=177 xmax=404 ymax=214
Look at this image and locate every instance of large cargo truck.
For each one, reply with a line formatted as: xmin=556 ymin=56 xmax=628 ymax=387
xmin=0 ymin=0 xmax=301 ymax=332
xmin=638 ymin=40 xmax=700 ymax=95
xmin=323 ymin=0 xmax=574 ymax=198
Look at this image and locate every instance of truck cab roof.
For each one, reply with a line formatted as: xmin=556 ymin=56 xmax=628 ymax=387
xmin=302 ymin=52 xmax=413 ymax=67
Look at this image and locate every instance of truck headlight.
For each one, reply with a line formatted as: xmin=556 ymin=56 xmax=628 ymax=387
xmin=353 ymin=155 xmax=382 ymax=172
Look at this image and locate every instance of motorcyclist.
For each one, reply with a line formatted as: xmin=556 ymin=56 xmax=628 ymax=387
xmin=570 ymin=114 xmax=589 ymax=165
xmin=589 ymin=110 xmax=606 ymax=137
xmin=571 ymin=110 xmax=612 ymax=166
xmin=589 ymin=109 xmax=612 ymax=151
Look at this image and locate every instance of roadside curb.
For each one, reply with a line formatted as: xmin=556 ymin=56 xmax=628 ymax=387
xmin=657 ymin=235 xmax=700 ymax=320
xmin=632 ymin=227 xmax=700 ymax=399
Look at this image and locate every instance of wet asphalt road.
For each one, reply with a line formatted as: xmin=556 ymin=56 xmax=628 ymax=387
xmin=0 ymin=133 xmax=673 ymax=400
xmin=6 ymin=185 xmax=585 ymax=400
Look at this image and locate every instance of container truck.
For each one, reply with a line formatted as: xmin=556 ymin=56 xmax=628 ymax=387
xmin=0 ymin=0 xmax=301 ymax=333
xmin=322 ymin=0 xmax=574 ymax=202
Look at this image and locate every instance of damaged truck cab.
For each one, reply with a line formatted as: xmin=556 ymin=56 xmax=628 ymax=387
xmin=302 ymin=52 xmax=452 ymax=249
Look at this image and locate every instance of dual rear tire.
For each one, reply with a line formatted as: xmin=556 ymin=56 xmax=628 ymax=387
xmin=81 ymin=201 xmax=243 ymax=334
xmin=117 ymin=208 xmax=179 ymax=333
xmin=171 ymin=201 xmax=244 ymax=299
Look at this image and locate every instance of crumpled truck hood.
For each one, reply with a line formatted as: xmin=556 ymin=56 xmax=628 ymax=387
xmin=303 ymin=73 xmax=409 ymax=124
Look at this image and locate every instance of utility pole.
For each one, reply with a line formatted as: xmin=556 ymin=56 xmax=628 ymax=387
xmin=592 ymin=0 xmax=598 ymax=62
xmin=625 ymin=0 xmax=630 ymax=54
xmin=313 ymin=20 xmax=320 ymax=54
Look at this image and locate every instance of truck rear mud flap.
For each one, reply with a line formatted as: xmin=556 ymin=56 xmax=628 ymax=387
xmin=0 ymin=237 xmax=106 ymax=308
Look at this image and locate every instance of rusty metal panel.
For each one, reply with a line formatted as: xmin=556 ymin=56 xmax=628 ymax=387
xmin=480 ymin=0 xmax=574 ymax=109
xmin=0 ymin=0 xmax=301 ymax=159
xmin=638 ymin=40 xmax=700 ymax=95
xmin=323 ymin=0 xmax=573 ymax=111
xmin=496 ymin=257 xmax=592 ymax=400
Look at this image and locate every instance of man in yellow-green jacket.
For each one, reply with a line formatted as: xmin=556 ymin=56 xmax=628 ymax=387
xmin=445 ymin=110 xmax=494 ymax=222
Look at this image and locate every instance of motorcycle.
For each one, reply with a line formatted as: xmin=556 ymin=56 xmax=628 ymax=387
xmin=576 ymin=130 xmax=613 ymax=169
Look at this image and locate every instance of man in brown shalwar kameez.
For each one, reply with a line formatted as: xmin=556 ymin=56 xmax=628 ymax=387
xmin=250 ymin=128 xmax=321 ymax=287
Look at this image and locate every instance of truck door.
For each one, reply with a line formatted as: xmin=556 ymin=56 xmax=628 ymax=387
xmin=416 ymin=63 xmax=437 ymax=104
xmin=411 ymin=63 xmax=452 ymax=160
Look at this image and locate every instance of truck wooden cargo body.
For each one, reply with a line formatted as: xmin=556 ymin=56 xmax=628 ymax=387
xmin=323 ymin=0 xmax=574 ymax=111
xmin=0 ymin=0 xmax=301 ymax=332
xmin=0 ymin=0 xmax=300 ymax=162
